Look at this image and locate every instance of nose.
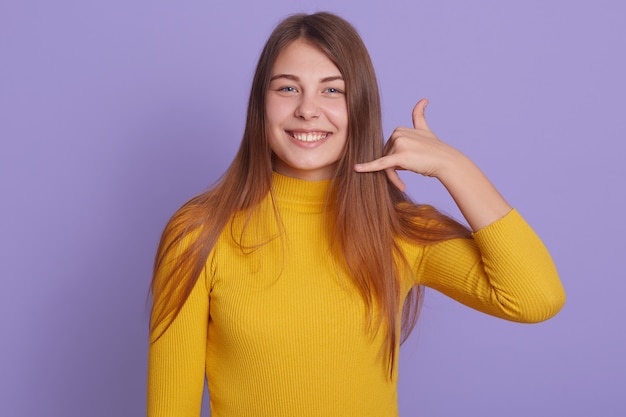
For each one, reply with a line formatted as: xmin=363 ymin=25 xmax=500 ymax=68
xmin=295 ymin=93 xmax=320 ymax=120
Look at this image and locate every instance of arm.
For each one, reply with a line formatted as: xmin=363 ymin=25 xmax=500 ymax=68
xmin=355 ymin=99 xmax=565 ymax=319
xmin=147 ymin=248 xmax=209 ymax=416
xmin=354 ymin=99 xmax=510 ymax=231
xmin=415 ymin=209 xmax=565 ymax=322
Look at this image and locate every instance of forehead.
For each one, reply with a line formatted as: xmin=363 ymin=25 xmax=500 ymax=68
xmin=271 ymin=39 xmax=341 ymax=76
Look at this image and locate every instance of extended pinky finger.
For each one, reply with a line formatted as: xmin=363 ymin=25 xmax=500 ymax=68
xmin=385 ymin=168 xmax=406 ymax=192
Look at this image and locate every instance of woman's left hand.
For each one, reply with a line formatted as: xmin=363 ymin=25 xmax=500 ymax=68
xmin=354 ymin=98 xmax=464 ymax=191
xmin=355 ymin=98 xmax=512 ymax=231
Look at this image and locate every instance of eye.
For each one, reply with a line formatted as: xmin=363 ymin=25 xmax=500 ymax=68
xmin=324 ymin=87 xmax=343 ymax=94
xmin=278 ymin=86 xmax=297 ymax=93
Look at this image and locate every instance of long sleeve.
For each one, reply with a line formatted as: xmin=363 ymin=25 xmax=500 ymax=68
xmin=415 ymin=209 xmax=565 ymax=322
xmin=147 ymin=264 xmax=210 ymax=416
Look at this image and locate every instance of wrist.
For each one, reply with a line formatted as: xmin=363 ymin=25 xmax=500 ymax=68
xmin=435 ymin=149 xmax=476 ymax=184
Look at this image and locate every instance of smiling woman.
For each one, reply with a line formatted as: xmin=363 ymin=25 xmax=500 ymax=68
xmin=147 ymin=12 xmax=565 ymax=417
xmin=266 ymin=39 xmax=348 ymax=180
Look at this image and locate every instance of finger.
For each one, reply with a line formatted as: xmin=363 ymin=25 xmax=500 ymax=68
xmin=354 ymin=155 xmax=400 ymax=173
xmin=385 ymin=168 xmax=406 ymax=192
xmin=412 ymin=98 xmax=430 ymax=131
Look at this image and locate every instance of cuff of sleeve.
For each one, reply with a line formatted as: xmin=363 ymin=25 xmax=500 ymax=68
xmin=471 ymin=208 xmax=520 ymax=241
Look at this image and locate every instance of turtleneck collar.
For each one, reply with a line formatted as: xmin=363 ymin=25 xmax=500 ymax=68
xmin=270 ymin=171 xmax=334 ymax=212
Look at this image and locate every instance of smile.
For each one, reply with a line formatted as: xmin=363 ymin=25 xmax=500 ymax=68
xmin=288 ymin=131 xmax=330 ymax=143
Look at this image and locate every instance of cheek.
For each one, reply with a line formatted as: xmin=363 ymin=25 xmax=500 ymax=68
xmin=265 ymin=98 xmax=292 ymax=126
xmin=326 ymin=103 xmax=349 ymax=129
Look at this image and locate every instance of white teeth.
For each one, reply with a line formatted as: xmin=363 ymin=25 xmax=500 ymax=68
xmin=291 ymin=132 xmax=328 ymax=142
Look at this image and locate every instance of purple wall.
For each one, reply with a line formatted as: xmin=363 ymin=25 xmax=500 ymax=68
xmin=1 ymin=1 xmax=624 ymax=416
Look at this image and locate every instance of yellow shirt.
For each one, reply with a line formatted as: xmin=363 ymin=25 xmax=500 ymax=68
xmin=147 ymin=173 xmax=565 ymax=417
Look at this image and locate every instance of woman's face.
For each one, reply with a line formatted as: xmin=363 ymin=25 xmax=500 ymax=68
xmin=265 ymin=39 xmax=348 ymax=181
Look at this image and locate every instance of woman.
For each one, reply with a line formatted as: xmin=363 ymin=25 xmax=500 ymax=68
xmin=147 ymin=12 xmax=565 ymax=417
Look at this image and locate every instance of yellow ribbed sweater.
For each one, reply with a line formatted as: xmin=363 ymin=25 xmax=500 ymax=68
xmin=147 ymin=173 xmax=565 ymax=417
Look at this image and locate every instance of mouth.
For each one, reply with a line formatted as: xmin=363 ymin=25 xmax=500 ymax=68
xmin=287 ymin=131 xmax=330 ymax=143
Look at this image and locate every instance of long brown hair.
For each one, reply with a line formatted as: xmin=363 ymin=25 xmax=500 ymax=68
xmin=149 ymin=12 xmax=471 ymax=376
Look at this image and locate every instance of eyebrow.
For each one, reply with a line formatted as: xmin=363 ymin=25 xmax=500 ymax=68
xmin=269 ymin=74 xmax=344 ymax=83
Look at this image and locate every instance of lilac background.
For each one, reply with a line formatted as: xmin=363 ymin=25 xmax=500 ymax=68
xmin=1 ymin=0 xmax=624 ymax=416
